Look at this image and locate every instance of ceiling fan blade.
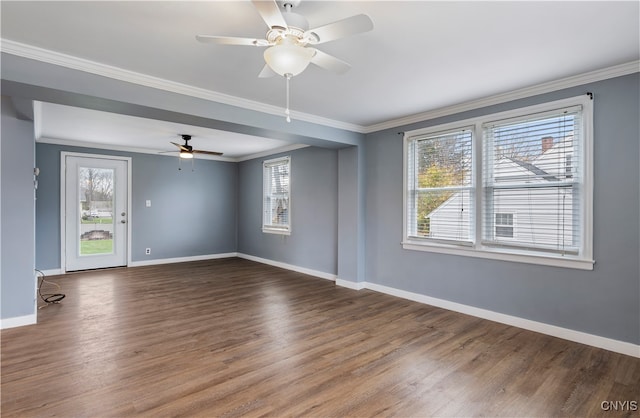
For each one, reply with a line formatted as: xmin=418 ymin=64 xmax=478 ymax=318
xmin=258 ymin=64 xmax=277 ymax=78
xmin=170 ymin=141 xmax=189 ymax=151
xmin=196 ymin=35 xmax=269 ymax=46
xmin=193 ymin=150 xmax=224 ymax=156
xmin=305 ymin=14 xmax=373 ymax=44
xmin=310 ymin=49 xmax=351 ymax=74
xmin=251 ymin=0 xmax=287 ymax=29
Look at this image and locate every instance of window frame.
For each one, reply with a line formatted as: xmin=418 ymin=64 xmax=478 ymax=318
xmin=402 ymin=95 xmax=594 ymax=270
xmin=262 ymin=156 xmax=291 ymax=235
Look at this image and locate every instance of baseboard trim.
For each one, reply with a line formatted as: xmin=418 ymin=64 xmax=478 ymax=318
xmin=360 ymin=281 xmax=639 ymax=358
xmin=236 ymin=253 xmax=336 ymax=282
xmin=128 ymin=252 xmax=238 ymax=267
xmin=37 ymin=268 xmax=64 ymax=276
xmin=335 ymin=278 xmax=366 ymax=290
xmin=1 ymin=313 xmax=37 ymax=330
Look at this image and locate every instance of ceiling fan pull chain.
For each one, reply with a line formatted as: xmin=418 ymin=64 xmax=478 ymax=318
xmin=285 ymin=73 xmax=292 ymax=123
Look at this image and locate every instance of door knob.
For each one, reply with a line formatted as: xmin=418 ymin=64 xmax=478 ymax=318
xmin=121 ymin=220 xmax=126 ymax=224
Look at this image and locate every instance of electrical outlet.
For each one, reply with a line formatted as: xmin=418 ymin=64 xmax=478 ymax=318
xmin=145 ymin=248 xmax=151 ymax=255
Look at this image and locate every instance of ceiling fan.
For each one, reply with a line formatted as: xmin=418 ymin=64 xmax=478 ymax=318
xmin=196 ymin=0 xmax=374 ymax=121
xmin=169 ymin=134 xmax=223 ymax=159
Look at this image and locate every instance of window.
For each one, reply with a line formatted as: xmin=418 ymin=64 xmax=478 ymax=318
xmin=406 ymin=127 xmax=474 ymax=244
xmin=263 ymin=156 xmax=291 ymax=234
xmin=483 ymin=106 xmax=582 ymax=254
xmin=403 ymin=95 xmax=593 ymax=269
xmin=494 ymin=213 xmax=514 ymax=238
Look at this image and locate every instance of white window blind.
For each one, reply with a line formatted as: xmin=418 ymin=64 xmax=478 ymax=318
xmin=482 ymin=106 xmax=582 ymax=254
xmin=406 ymin=128 xmax=473 ymax=244
xmin=263 ymin=156 xmax=290 ymax=234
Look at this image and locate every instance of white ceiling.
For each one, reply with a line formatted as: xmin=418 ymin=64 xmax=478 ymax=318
xmin=35 ymin=102 xmax=297 ymax=160
xmin=1 ymin=1 xmax=639 ymax=156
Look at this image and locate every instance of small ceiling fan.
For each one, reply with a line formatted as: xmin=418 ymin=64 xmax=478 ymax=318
xmin=169 ymin=134 xmax=223 ymax=159
xmin=196 ymin=0 xmax=373 ymax=121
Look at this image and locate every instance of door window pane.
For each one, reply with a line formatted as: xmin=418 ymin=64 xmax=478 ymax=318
xmin=79 ymin=167 xmax=114 ymax=255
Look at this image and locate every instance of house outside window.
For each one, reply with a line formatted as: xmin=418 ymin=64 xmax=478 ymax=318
xmin=403 ymin=95 xmax=593 ymax=270
xmin=263 ymin=156 xmax=291 ymax=235
xmin=495 ymin=213 xmax=514 ymax=238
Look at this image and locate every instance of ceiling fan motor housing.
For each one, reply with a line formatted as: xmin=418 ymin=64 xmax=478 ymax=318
xmin=181 ymin=134 xmax=193 ymax=151
xmin=266 ymin=10 xmax=312 ymax=44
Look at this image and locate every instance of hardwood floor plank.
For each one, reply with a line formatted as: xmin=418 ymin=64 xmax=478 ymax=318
xmin=2 ymin=258 xmax=638 ymax=417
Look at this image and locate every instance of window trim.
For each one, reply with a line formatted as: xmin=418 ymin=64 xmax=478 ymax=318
xmin=262 ymin=156 xmax=291 ymax=235
xmin=402 ymin=95 xmax=594 ymax=270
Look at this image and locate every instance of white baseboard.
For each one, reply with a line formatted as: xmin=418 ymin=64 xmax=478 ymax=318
xmin=335 ymin=278 xmax=366 ymax=290
xmin=352 ymin=281 xmax=638 ymax=358
xmin=1 ymin=313 xmax=37 ymax=329
xmin=36 ymin=268 xmax=64 ymax=276
xmin=236 ymin=253 xmax=336 ymax=281
xmin=35 ymin=254 xmax=239 ymax=273
xmin=128 ymin=252 xmax=238 ymax=267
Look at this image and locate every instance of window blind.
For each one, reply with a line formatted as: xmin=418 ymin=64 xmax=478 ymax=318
xmin=482 ymin=106 xmax=582 ymax=254
xmin=407 ymin=128 xmax=473 ymax=244
xmin=263 ymin=157 xmax=290 ymax=232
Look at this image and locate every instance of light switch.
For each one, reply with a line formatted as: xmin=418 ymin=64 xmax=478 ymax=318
xmin=146 ymin=200 xmax=151 ymax=207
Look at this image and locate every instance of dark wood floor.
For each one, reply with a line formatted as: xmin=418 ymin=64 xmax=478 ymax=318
xmin=2 ymin=258 xmax=638 ymax=417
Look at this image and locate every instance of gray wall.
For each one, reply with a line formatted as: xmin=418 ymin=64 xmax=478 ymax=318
xmin=238 ymin=146 xmax=339 ymax=275
xmin=337 ymin=146 xmax=366 ymax=283
xmin=37 ymin=142 xmax=341 ymax=276
xmin=364 ymin=73 xmax=640 ymax=344
xmin=35 ymin=143 xmax=238 ymax=270
xmin=337 ymin=147 xmax=359 ymax=281
xmin=1 ymin=96 xmax=36 ymax=320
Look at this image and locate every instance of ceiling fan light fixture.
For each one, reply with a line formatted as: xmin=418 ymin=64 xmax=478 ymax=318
xmin=179 ymin=150 xmax=194 ymax=159
xmin=264 ymin=37 xmax=314 ymax=76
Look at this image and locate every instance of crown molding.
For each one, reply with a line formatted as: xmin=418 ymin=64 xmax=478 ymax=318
xmin=363 ymin=60 xmax=640 ymax=133
xmin=1 ymin=39 xmax=366 ymax=133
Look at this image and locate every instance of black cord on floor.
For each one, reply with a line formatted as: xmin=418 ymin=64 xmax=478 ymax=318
xmin=35 ymin=269 xmax=65 ymax=305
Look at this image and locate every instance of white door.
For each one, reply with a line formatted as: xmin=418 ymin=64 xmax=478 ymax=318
xmin=64 ymin=154 xmax=129 ymax=271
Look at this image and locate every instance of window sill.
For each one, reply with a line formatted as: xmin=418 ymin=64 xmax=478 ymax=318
xmin=262 ymin=227 xmax=291 ymax=236
xmin=401 ymin=240 xmax=594 ymax=270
